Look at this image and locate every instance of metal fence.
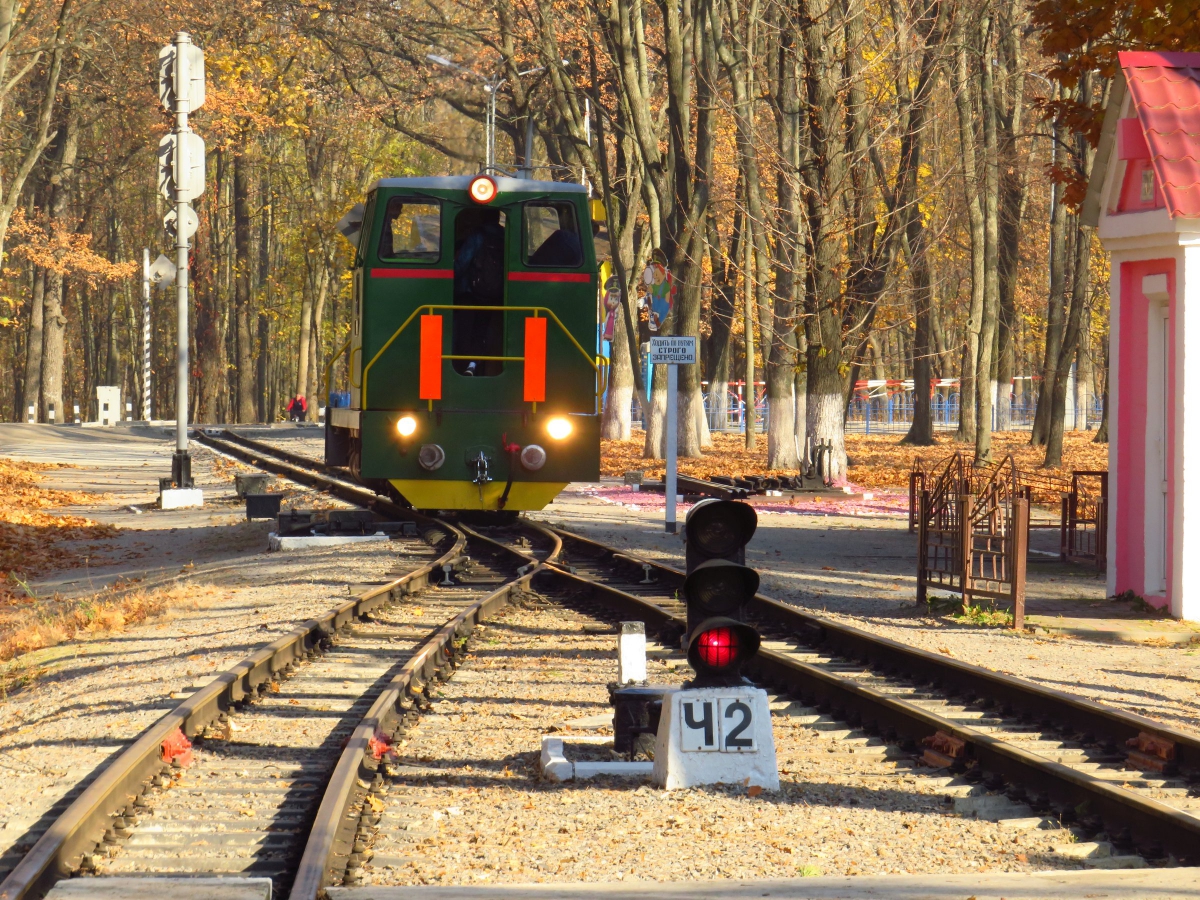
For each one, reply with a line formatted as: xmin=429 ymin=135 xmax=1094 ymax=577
xmin=622 ymin=384 xmax=1102 ymax=433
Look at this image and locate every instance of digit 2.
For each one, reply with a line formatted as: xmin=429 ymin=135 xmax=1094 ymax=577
xmin=724 ymin=700 xmax=753 ymax=749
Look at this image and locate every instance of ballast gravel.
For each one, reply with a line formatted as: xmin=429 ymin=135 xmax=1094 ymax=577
xmin=362 ymin=601 xmax=1087 ymax=886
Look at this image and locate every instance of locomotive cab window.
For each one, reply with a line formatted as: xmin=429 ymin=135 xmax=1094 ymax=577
xmin=379 ymin=198 xmax=441 ymax=261
xmin=524 ymin=201 xmax=583 ymax=268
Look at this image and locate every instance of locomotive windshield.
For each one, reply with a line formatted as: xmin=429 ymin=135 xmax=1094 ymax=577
xmin=379 ymin=198 xmax=441 ymax=261
xmin=524 ymin=201 xmax=582 ymax=267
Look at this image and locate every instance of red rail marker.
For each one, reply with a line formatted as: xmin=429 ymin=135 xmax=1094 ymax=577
xmin=161 ymin=726 xmax=194 ymax=768
xmin=524 ymin=316 xmax=547 ymax=403
xmin=420 ymin=314 xmax=443 ymax=400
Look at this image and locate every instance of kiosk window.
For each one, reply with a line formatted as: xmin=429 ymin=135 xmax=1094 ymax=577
xmin=523 ymin=201 xmax=583 ymax=267
xmin=379 ymin=199 xmax=441 ymax=261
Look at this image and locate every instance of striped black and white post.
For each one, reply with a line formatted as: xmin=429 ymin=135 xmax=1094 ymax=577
xmin=142 ymin=248 xmax=152 ymax=421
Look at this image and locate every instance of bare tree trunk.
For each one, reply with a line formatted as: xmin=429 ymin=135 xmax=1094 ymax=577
xmin=1094 ymin=338 xmax=1109 ymax=443
xmin=39 ymin=104 xmax=80 ymax=426
xmin=764 ymin=9 xmax=801 ymax=470
xmin=307 ymin=263 xmax=330 ymax=422
xmin=233 ymin=152 xmax=255 ymax=422
xmin=1045 ymin=223 xmax=1094 ymax=466
xmin=296 ymin=282 xmax=315 ymax=408
xmin=1076 ymin=304 xmax=1094 ymax=428
xmin=952 ymin=19 xmax=983 ymax=444
xmin=257 ymin=172 xmax=273 ymax=421
xmin=22 ymin=266 xmax=44 ymax=419
xmin=996 ymin=166 xmax=1022 ymax=432
xmin=902 ymin=227 xmax=936 ymax=446
xmin=742 ymin=203 xmax=757 ymax=450
xmin=974 ymin=14 xmax=1000 ymax=462
xmin=794 ymin=336 xmax=806 ymax=464
xmin=1032 ymin=151 xmax=1068 ymax=445
xmin=705 ymin=211 xmax=738 ymax=435
xmin=602 ymin=297 xmax=634 ymax=439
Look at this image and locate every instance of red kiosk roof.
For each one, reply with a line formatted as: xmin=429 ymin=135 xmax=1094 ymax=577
xmin=1120 ymin=51 xmax=1200 ymax=218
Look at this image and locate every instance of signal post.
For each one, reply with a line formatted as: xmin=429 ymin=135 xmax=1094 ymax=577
xmin=653 ymin=499 xmax=779 ymax=791
xmin=157 ymin=32 xmax=206 ymax=508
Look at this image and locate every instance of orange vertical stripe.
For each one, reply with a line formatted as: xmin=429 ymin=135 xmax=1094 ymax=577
xmin=524 ymin=316 xmax=547 ymax=403
xmin=419 ymin=314 xmax=443 ymax=400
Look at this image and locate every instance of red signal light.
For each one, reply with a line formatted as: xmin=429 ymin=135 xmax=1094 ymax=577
xmin=469 ymin=175 xmax=498 ymax=204
xmin=695 ymin=627 xmax=740 ymax=669
xmin=686 ymin=617 xmax=761 ymax=686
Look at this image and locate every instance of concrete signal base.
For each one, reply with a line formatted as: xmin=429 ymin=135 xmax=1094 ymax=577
xmin=160 ymin=487 xmax=204 ymax=510
xmin=653 ymin=686 xmax=779 ymax=791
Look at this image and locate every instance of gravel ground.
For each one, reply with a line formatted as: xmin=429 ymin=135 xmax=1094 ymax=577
xmin=361 ymin=601 xmax=1086 ymax=886
xmin=533 ymin=487 xmax=1200 ymax=739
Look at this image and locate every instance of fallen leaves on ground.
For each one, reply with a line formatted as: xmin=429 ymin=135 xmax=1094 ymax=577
xmin=0 ymin=459 xmax=118 ymax=605
xmin=601 ymin=430 xmax=1108 ymax=491
xmin=0 ymin=582 xmax=204 ymax=671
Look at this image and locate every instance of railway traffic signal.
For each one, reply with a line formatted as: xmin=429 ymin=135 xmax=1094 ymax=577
xmin=683 ymin=499 xmax=761 ymax=687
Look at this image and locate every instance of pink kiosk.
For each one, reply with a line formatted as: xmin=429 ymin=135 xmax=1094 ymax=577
xmin=1100 ymin=51 xmax=1200 ymax=620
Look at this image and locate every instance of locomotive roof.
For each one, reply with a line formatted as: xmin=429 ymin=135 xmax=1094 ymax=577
xmin=369 ymin=175 xmax=588 ymax=194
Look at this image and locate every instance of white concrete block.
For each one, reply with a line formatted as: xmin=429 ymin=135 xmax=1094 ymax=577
xmin=1085 ymin=855 xmax=1149 ymax=869
xmin=653 ymin=686 xmax=779 ymax=791
xmin=617 ymin=621 xmax=647 ymax=684
xmin=160 ymin=488 xmax=204 ymax=510
xmin=45 ymin=877 xmax=272 ymax=899
xmin=267 ymin=533 xmax=389 ymax=551
xmin=573 ymin=760 xmax=654 ymax=780
xmin=1053 ymin=841 xmax=1112 ymax=859
xmin=540 ymin=736 xmax=573 ymax=782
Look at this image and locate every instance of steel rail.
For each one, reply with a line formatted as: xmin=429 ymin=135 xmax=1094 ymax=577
xmin=288 ymin=523 xmax=562 ymax=897
xmin=0 ymin=501 xmax=467 ymax=900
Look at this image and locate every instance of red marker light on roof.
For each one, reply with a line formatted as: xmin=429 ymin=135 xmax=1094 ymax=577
xmin=469 ymin=175 xmax=497 ymax=204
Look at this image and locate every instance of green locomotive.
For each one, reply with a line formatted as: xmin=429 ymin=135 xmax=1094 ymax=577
xmin=325 ymin=174 xmax=603 ymax=512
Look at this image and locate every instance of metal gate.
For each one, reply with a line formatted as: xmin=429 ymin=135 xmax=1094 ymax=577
xmin=916 ymin=453 xmax=1030 ymax=629
xmin=1061 ymin=471 xmax=1108 ymax=569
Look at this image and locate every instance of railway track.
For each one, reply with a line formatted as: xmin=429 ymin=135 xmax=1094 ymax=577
xmin=0 ymin=433 xmax=560 ymax=900
xmin=8 ymin=430 xmax=1197 ymax=897
xmin=201 ymin=433 xmax=1200 ymax=873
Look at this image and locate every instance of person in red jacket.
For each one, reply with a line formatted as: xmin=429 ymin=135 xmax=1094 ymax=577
xmin=287 ymin=394 xmax=307 ymax=422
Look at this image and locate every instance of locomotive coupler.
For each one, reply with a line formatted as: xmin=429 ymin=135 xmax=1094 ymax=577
xmin=468 ymin=450 xmax=492 ymax=500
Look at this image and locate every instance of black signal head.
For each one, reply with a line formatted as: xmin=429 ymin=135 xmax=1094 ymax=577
xmin=683 ymin=558 xmax=761 ymax=617
xmin=684 ymin=498 xmax=758 ymax=559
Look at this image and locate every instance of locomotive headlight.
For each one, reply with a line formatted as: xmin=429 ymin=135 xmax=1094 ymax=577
xmin=546 ymin=417 xmax=572 ymax=441
xmin=396 ymin=415 xmax=417 ymax=437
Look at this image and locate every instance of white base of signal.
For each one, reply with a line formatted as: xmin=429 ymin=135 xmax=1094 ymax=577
xmin=653 ymin=686 xmax=779 ymax=791
xmin=160 ymin=488 xmax=203 ymax=510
